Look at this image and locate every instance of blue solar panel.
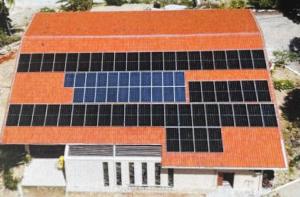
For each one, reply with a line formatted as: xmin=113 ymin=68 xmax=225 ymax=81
xmin=69 ymin=71 xmax=186 ymax=103
xmin=118 ymin=87 xmax=129 ymax=102
xmin=65 ymin=73 xmax=75 ymax=87
xmin=74 ymin=88 xmax=84 ymax=102
xmin=107 ymin=88 xmax=117 ymax=102
xmin=141 ymin=72 xmax=151 ymax=86
xmin=95 ymin=88 xmax=106 ymax=102
xmin=141 ymin=87 xmax=151 ymax=102
xmin=86 ymin=73 xmax=96 ymax=87
xmin=164 ymin=87 xmax=174 ymax=101
xmin=175 ymin=87 xmax=186 ymax=102
xmin=84 ymin=88 xmax=95 ymax=102
xmin=75 ymin=73 xmax=86 ymax=87
xmin=163 ymin=72 xmax=173 ymax=86
xmin=97 ymin=73 xmax=107 ymax=87
xmin=152 ymin=87 xmax=163 ymax=102
xmin=130 ymin=87 xmax=140 ymax=102
xmin=108 ymin=73 xmax=118 ymax=86
xmin=119 ymin=73 xmax=129 ymax=86
xmin=175 ymin=72 xmax=185 ymax=86
xmin=130 ymin=72 xmax=140 ymax=86
xmin=152 ymin=72 xmax=162 ymax=86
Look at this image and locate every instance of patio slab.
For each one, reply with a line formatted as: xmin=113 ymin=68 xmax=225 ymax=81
xmin=22 ymin=158 xmax=66 ymax=187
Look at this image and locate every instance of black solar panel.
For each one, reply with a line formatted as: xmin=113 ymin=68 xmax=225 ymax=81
xmin=176 ymin=52 xmax=188 ymax=70
xmin=85 ymin=105 xmax=98 ymax=126
xmin=214 ymin=51 xmax=227 ymax=69
xmin=45 ymin=105 xmax=60 ymax=126
xmin=115 ymin=53 xmax=126 ymax=71
xmin=226 ymin=50 xmax=240 ymax=69
xmin=164 ymin=52 xmax=176 ymax=70
xmin=103 ymin=53 xmax=114 ymax=71
xmin=127 ymin=53 xmax=139 ymax=71
xmin=17 ymin=54 xmax=31 ymax=72
xmin=179 ymin=128 xmax=194 ymax=152
xmin=58 ymin=105 xmax=72 ymax=126
xmin=201 ymin=51 xmax=214 ymax=70
xmin=29 ymin=54 xmax=42 ymax=72
xmin=78 ymin=53 xmax=90 ymax=71
xmin=239 ymin=50 xmax=253 ymax=69
xmin=189 ymin=51 xmax=201 ymax=70
xmin=41 ymin=54 xmax=54 ymax=71
xmin=6 ymin=105 xmax=22 ymax=126
xmin=54 ymin=53 xmax=67 ymax=71
xmin=90 ymin=53 xmax=102 ymax=71
xmin=32 ymin=105 xmax=47 ymax=126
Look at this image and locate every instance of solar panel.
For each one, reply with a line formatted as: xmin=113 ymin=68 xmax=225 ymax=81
xmin=205 ymin=104 xmax=220 ymax=126
xmin=71 ymin=105 xmax=85 ymax=126
xmin=179 ymin=128 xmax=194 ymax=152
xmin=261 ymin=104 xmax=277 ymax=126
xmin=165 ymin=104 xmax=178 ymax=126
xmin=6 ymin=105 xmax=22 ymax=126
xmin=32 ymin=105 xmax=47 ymax=126
xmin=66 ymin=53 xmax=78 ymax=71
xmin=192 ymin=104 xmax=206 ymax=126
xmin=233 ymin=104 xmax=249 ymax=126
xmin=78 ymin=53 xmax=90 ymax=71
xmin=41 ymin=54 xmax=54 ymax=71
xmin=178 ymin=104 xmax=192 ymax=126
xmin=189 ymin=82 xmax=202 ymax=102
xmin=103 ymin=53 xmax=114 ymax=71
xmin=152 ymin=104 xmax=164 ymax=126
xmin=255 ymin=81 xmax=271 ymax=101
xmin=239 ymin=50 xmax=253 ymax=69
xmin=176 ymin=52 xmax=189 ymax=70
xmin=201 ymin=51 xmax=214 ymax=70
xmin=115 ymin=53 xmax=126 ymax=71
xmin=19 ymin=104 xmax=34 ymax=126
xmin=242 ymin=81 xmax=257 ymax=101
xmin=125 ymin=104 xmax=138 ymax=126
xmin=29 ymin=54 xmax=42 ymax=72
xmin=17 ymin=54 xmax=31 ymax=72
xmin=194 ymin=128 xmax=209 ymax=152
xmin=226 ymin=50 xmax=240 ymax=69
xmin=166 ymin=128 xmax=180 ymax=152
xmin=214 ymin=51 xmax=227 ymax=69
xmin=215 ymin=81 xmax=229 ymax=102
xmin=189 ymin=51 xmax=201 ymax=70
xmin=152 ymin=52 xmax=163 ymax=70
xmin=164 ymin=52 xmax=176 ymax=70
xmin=208 ymin=128 xmax=223 ymax=152
xmin=229 ymin=81 xmax=243 ymax=102
xmin=127 ymin=52 xmax=139 ymax=71
xmin=247 ymin=104 xmax=263 ymax=126
xmin=85 ymin=105 xmax=98 ymax=126
xmin=219 ymin=104 xmax=234 ymax=126
xmin=252 ymin=50 xmax=267 ymax=68
xmin=90 ymin=53 xmax=102 ymax=71
xmin=138 ymin=104 xmax=151 ymax=126
xmin=54 ymin=53 xmax=66 ymax=71
xmin=112 ymin=104 xmax=124 ymax=126
xmin=139 ymin=52 xmax=151 ymax=70
xmin=45 ymin=105 xmax=60 ymax=126
xmin=58 ymin=105 xmax=72 ymax=126
xmin=98 ymin=105 xmax=111 ymax=126
xmin=202 ymin=82 xmax=216 ymax=102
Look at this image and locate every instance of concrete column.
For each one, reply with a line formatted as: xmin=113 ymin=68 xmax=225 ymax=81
xmin=148 ymin=162 xmax=155 ymax=186
xmin=160 ymin=168 xmax=169 ymax=187
xmin=121 ymin=161 xmax=129 ymax=187
xmin=135 ymin=161 xmax=142 ymax=186
xmin=108 ymin=161 xmax=115 ymax=188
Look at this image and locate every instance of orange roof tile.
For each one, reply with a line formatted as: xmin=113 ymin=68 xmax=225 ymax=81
xmin=20 ymin=9 xmax=263 ymax=53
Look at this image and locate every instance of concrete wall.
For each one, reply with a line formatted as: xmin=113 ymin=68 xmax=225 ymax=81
xmin=65 ymin=156 xmax=262 ymax=192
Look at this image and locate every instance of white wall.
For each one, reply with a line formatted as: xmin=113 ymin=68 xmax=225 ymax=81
xmin=233 ymin=171 xmax=262 ymax=191
xmin=173 ymin=169 xmax=217 ymax=191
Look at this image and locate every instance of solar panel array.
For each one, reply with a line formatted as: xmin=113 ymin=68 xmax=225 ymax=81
xmin=8 ymin=47 xmax=278 ymax=153
xmin=65 ymin=72 xmax=186 ymax=103
xmin=7 ymin=104 xmax=277 ymax=127
xmin=17 ymin=50 xmax=266 ymax=72
xmin=189 ymin=80 xmax=271 ymax=102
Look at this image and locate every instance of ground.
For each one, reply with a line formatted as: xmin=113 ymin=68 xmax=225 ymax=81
xmin=1 ymin=3 xmax=300 ymax=197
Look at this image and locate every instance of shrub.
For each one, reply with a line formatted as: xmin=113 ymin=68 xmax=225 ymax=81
xmin=272 ymin=50 xmax=299 ymax=67
xmin=229 ymin=0 xmax=246 ymax=8
xmin=0 ymin=31 xmax=20 ymax=48
xmin=105 ymin=0 xmax=126 ymax=6
xmin=40 ymin=7 xmax=56 ymax=12
xmin=274 ymin=80 xmax=295 ymax=91
xmin=248 ymin=0 xmax=277 ymax=9
xmin=57 ymin=0 xmax=93 ymax=11
xmin=3 ymin=170 xmax=19 ymax=190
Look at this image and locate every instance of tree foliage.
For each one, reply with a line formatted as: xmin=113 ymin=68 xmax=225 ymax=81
xmin=105 ymin=0 xmax=126 ymax=6
xmin=229 ymin=0 xmax=246 ymax=9
xmin=0 ymin=1 xmax=12 ymax=35
xmin=58 ymin=0 xmax=93 ymax=11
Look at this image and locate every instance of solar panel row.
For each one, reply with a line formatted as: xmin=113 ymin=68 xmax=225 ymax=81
xmin=166 ymin=127 xmax=223 ymax=152
xmin=6 ymin=104 xmax=277 ymax=127
xmin=17 ymin=50 xmax=266 ymax=72
xmin=189 ymin=80 xmax=271 ymax=102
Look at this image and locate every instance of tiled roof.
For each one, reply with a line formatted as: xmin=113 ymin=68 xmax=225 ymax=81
xmin=1 ymin=9 xmax=286 ymax=169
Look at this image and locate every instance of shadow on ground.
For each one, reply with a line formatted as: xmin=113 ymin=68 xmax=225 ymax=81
xmin=289 ymin=37 xmax=300 ymax=56
xmin=277 ymin=0 xmax=300 ymax=24
xmin=281 ymin=89 xmax=300 ymax=123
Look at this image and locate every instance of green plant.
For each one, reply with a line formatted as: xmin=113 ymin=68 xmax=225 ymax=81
xmin=57 ymin=0 xmax=93 ymax=11
xmin=229 ymin=0 xmax=246 ymax=8
xmin=272 ymin=50 xmax=299 ymax=67
xmin=105 ymin=0 xmax=126 ymax=6
xmin=248 ymin=0 xmax=277 ymax=8
xmin=274 ymin=80 xmax=295 ymax=91
xmin=0 ymin=1 xmax=12 ymax=35
xmin=129 ymin=0 xmax=140 ymax=3
xmin=3 ymin=170 xmax=19 ymax=190
xmin=40 ymin=7 xmax=56 ymax=12
xmin=180 ymin=0 xmax=195 ymax=8
xmin=0 ymin=30 xmax=20 ymax=47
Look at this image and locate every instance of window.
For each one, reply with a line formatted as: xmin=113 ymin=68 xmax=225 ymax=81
xmin=168 ymin=169 xmax=174 ymax=187
xmin=116 ymin=162 xmax=122 ymax=186
xmin=142 ymin=162 xmax=148 ymax=185
xmin=155 ymin=163 xmax=161 ymax=185
xmin=103 ymin=162 xmax=109 ymax=186
xmin=129 ymin=162 xmax=135 ymax=185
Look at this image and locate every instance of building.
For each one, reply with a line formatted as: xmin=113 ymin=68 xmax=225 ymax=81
xmin=0 ymin=9 xmax=287 ymax=193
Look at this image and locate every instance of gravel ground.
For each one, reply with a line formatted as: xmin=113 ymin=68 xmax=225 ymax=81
xmin=255 ymin=13 xmax=300 ymax=58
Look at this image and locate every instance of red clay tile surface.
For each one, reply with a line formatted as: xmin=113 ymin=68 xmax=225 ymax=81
xmin=1 ymin=10 xmax=286 ymax=168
